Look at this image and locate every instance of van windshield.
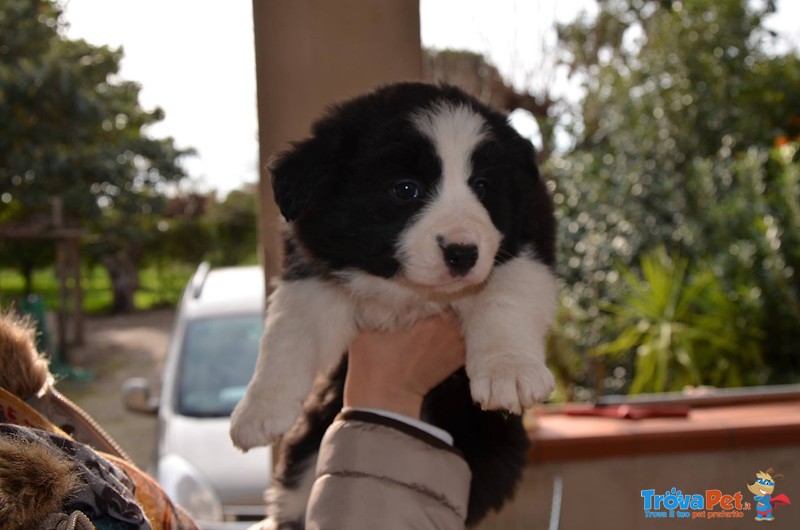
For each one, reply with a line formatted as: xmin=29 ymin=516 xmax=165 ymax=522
xmin=177 ymin=314 xmax=263 ymax=417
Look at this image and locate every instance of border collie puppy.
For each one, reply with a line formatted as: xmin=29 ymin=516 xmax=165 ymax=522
xmin=230 ymin=82 xmax=557 ymax=527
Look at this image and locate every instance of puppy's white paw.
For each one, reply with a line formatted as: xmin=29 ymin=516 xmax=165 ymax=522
xmin=468 ymin=356 xmax=555 ymax=414
xmin=230 ymin=398 xmax=300 ymax=451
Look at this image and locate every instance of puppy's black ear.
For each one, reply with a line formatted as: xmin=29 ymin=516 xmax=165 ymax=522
xmin=270 ymin=134 xmax=341 ymax=221
xmin=511 ymin=135 xmax=539 ymax=182
xmin=512 ymin=135 xmax=556 ymax=267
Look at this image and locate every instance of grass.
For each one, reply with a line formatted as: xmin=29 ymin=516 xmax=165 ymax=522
xmin=0 ymin=263 xmax=194 ymax=314
xmin=135 ymin=263 xmax=195 ymax=310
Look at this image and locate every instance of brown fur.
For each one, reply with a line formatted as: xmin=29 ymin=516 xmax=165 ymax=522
xmin=0 ymin=310 xmax=51 ymax=399
xmin=0 ymin=435 xmax=80 ymax=528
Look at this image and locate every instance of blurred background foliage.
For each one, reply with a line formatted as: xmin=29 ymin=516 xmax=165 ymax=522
xmin=545 ymin=0 xmax=800 ymax=397
xmin=1 ymin=0 xmax=798 ymax=396
xmin=0 ymin=0 xmax=258 ymax=312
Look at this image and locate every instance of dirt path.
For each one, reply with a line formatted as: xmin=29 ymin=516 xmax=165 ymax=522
xmin=56 ymin=309 xmax=175 ymax=470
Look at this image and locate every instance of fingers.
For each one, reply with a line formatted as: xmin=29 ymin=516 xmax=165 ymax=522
xmin=344 ymin=312 xmax=467 ymax=418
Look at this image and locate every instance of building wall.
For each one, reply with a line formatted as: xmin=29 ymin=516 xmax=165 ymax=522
xmin=479 ymin=446 xmax=799 ymax=530
xmin=251 ymin=0 xmax=423 ymax=283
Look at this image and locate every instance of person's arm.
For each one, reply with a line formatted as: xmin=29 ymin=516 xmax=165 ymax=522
xmin=305 ymin=313 xmax=470 ymax=530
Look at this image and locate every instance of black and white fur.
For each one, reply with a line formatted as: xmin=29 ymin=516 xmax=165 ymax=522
xmin=230 ymin=82 xmax=557 ymax=527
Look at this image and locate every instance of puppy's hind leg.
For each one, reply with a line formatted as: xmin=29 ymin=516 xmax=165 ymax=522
xmin=423 ymin=369 xmax=529 ymax=526
xmin=265 ymin=460 xmax=317 ymax=530
xmin=230 ymin=279 xmax=355 ymax=450
xmin=268 ymin=357 xmax=348 ymax=529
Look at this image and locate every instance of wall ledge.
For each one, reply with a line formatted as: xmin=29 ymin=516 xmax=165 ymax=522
xmin=527 ymin=397 xmax=800 ymax=463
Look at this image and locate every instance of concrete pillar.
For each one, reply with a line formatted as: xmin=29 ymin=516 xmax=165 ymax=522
xmin=251 ymin=0 xmax=423 ymax=289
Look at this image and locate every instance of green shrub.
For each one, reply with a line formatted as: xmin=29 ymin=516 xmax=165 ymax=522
xmin=593 ymin=247 xmax=765 ymax=393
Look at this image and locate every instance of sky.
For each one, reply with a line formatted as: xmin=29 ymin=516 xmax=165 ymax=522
xmin=61 ymin=0 xmax=800 ymax=196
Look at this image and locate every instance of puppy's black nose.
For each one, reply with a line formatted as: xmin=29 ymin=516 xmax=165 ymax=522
xmin=442 ymin=244 xmax=478 ymax=276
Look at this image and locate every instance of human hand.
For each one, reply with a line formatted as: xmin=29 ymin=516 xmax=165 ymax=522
xmin=344 ymin=312 xmax=466 ymax=419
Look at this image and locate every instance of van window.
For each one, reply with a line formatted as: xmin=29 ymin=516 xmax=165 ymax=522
xmin=177 ymin=314 xmax=263 ymax=416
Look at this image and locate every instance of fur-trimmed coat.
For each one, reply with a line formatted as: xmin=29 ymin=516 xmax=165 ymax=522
xmin=0 ymin=311 xmax=197 ymax=530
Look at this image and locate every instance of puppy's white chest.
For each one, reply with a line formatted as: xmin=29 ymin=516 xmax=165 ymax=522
xmin=340 ymin=271 xmax=452 ymax=331
xmin=353 ymin=296 xmax=446 ymax=331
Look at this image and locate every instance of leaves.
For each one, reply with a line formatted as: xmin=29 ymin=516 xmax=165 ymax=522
xmin=0 ymin=0 xmax=192 ymax=223
xmin=594 ymin=248 xmax=765 ymax=393
xmin=0 ymin=0 xmax=196 ymax=312
xmin=549 ymin=0 xmax=800 ymax=394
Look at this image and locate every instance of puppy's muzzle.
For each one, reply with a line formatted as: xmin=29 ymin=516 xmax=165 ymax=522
xmin=441 ymin=243 xmax=479 ymax=277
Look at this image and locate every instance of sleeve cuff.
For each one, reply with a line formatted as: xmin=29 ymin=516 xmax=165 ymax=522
xmin=342 ymin=407 xmax=454 ymax=446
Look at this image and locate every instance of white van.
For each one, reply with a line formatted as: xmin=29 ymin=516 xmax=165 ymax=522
xmin=124 ymin=263 xmax=270 ymax=529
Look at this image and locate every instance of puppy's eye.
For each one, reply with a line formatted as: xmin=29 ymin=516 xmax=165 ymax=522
xmin=470 ymin=177 xmax=489 ymax=199
xmin=391 ymin=180 xmax=421 ymax=201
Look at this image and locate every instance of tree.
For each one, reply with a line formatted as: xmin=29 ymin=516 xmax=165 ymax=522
xmin=424 ymin=49 xmax=559 ymax=161
xmin=204 ymin=186 xmax=259 ymax=266
xmin=550 ymin=0 xmax=800 ymax=392
xmin=144 ymin=192 xmax=213 ymax=280
xmin=557 ymin=0 xmax=798 ymax=155
xmin=0 ymin=0 xmax=193 ymax=312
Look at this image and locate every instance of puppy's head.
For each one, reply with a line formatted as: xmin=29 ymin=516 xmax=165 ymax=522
xmin=272 ymin=82 xmax=554 ymax=294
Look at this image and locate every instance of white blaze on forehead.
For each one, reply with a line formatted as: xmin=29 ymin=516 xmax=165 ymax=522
xmin=412 ymin=102 xmax=489 ymax=184
xmin=396 ymin=101 xmax=502 ymax=291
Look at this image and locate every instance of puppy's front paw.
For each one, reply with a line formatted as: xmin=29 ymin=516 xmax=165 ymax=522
xmin=230 ymin=397 xmax=300 ymax=451
xmin=468 ymin=356 xmax=555 ymax=415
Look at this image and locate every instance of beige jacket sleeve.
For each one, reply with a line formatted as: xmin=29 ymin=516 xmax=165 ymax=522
xmin=305 ymin=410 xmax=471 ymax=530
